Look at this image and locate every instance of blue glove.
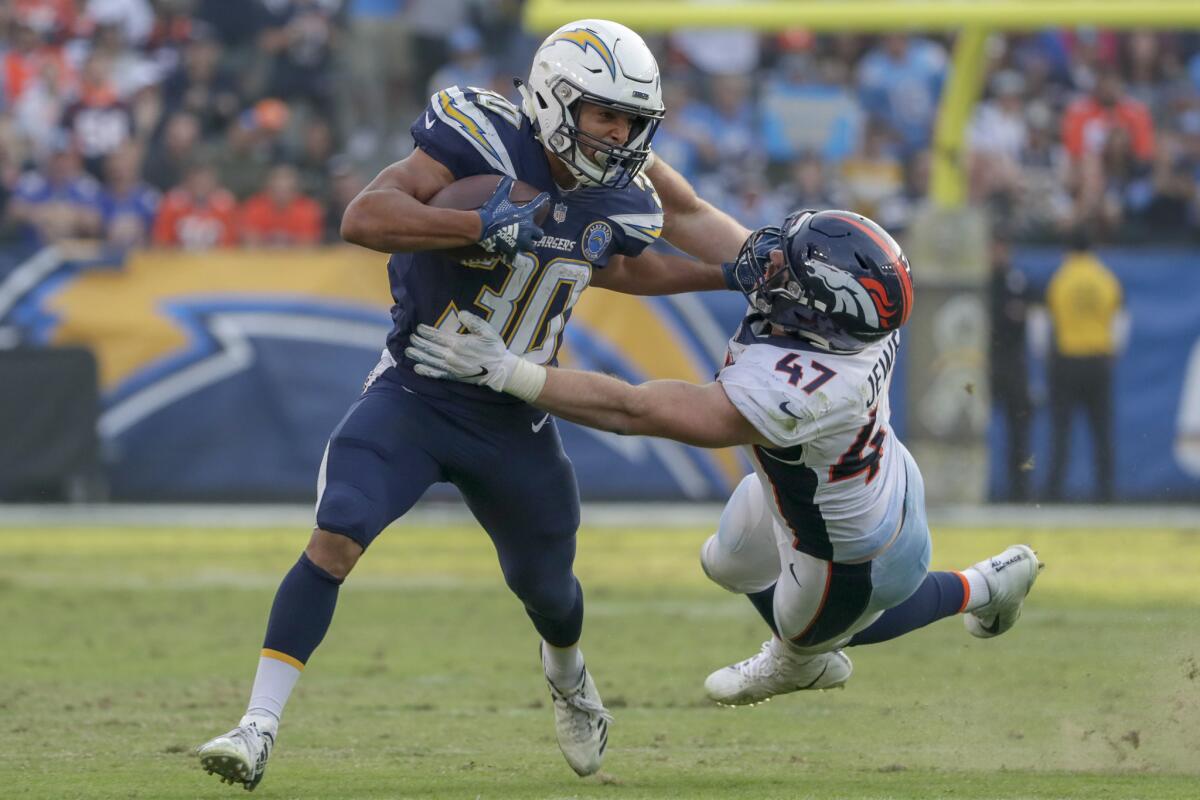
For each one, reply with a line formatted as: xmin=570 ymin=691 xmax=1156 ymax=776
xmin=724 ymin=226 xmax=783 ymax=293
xmin=476 ymin=175 xmax=550 ymax=260
xmin=720 ymin=261 xmax=741 ymax=291
xmin=722 ymin=258 xmax=765 ymax=293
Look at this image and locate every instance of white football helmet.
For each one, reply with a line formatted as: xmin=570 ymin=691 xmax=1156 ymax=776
xmin=517 ymin=19 xmax=664 ymax=189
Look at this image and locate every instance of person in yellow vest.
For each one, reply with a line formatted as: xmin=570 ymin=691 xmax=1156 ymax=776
xmin=1044 ymin=228 xmax=1127 ymax=501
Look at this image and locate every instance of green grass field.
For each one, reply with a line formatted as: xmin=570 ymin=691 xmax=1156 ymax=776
xmin=2 ymin=523 xmax=1198 ymax=799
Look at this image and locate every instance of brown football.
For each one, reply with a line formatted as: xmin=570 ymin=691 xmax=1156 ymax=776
xmin=428 ymin=174 xmax=549 ymax=262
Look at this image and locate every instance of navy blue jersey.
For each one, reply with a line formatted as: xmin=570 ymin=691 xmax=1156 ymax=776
xmin=386 ymin=86 xmax=664 ymax=402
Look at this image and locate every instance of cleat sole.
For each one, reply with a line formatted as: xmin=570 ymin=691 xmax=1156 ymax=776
xmin=200 ymin=753 xmax=255 ymax=790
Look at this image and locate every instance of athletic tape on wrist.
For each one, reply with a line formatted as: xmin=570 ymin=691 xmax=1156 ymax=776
xmin=503 ymin=357 xmax=547 ymax=403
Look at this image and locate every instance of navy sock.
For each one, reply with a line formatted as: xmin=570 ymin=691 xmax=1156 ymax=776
xmin=262 ymin=553 xmax=344 ymax=665
xmin=525 ymin=578 xmax=584 ymax=648
xmin=847 ymin=571 xmax=965 ymax=647
xmin=746 ymin=584 xmax=780 ymax=637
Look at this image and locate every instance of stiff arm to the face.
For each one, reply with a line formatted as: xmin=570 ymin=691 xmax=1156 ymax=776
xmin=405 ymin=312 xmax=770 ymax=449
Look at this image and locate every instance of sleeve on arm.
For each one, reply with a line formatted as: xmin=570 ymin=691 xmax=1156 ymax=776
xmin=603 ymin=179 xmax=665 ymax=262
xmin=718 ymin=357 xmax=825 ymax=448
xmin=411 ymin=87 xmax=517 ymax=180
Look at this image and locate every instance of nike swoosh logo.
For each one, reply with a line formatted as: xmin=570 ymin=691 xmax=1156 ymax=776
xmin=425 ymin=112 xmax=435 ymax=129
xmin=758 ymin=446 xmax=805 ymax=465
xmin=789 ymin=563 xmax=803 ymax=587
xmin=531 ymin=412 xmax=551 ymax=433
xmin=779 ymin=401 xmax=804 ymax=419
xmin=801 ymin=662 xmax=829 ymax=689
xmin=465 ymin=366 xmax=489 ymax=379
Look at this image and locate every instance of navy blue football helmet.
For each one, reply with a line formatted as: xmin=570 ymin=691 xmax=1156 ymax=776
xmin=730 ymin=209 xmax=914 ymax=352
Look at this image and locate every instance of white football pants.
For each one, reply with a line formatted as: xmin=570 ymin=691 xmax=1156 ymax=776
xmin=700 ymin=462 xmax=931 ymax=655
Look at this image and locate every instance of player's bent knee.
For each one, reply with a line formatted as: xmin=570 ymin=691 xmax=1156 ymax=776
xmin=505 ymin=569 xmax=577 ymax=621
xmin=701 ymin=533 xmax=771 ymax=594
xmin=700 ymin=474 xmax=781 ymax=593
xmin=305 ymin=528 xmax=364 ymax=580
xmin=315 ymin=480 xmax=383 ymax=552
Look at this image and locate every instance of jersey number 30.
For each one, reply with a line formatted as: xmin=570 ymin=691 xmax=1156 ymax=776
xmin=436 ymin=254 xmax=591 ymax=365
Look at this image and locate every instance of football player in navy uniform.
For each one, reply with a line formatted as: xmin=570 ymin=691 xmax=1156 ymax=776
xmin=406 ymin=209 xmax=1043 ymax=709
xmin=198 ymin=19 xmax=750 ymax=789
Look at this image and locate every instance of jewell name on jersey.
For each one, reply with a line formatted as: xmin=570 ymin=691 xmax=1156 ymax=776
xmin=863 ymin=330 xmax=899 ymax=409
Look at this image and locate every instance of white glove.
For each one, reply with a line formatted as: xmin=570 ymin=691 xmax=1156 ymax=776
xmin=405 ymin=311 xmax=547 ymax=401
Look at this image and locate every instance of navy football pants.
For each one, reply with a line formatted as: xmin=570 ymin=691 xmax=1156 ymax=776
xmin=315 ymin=365 xmax=583 ymax=640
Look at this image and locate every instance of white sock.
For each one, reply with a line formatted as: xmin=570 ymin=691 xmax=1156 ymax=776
xmin=244 ymin=653 xmax=302 ymax=730
xmin=542 ymin=641 xmax=584 ymax=690
xmin=960 ymin=567 xmax=991 ymax=612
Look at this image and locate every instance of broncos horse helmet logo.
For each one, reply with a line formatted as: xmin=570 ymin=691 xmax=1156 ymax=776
xmin=802 ymin=259 xmax=895 ymax=329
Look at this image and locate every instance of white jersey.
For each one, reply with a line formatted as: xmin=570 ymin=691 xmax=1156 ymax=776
xmin=718 ymin=323 xmax=908 ymax=564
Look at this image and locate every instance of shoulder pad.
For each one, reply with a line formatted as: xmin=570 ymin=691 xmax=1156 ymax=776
xmin=719 ymin=346 xmax=828 ymax=447
xmin=607 ymin=173 xmax=663 ymax=245
xmin=607 ymin=212 xmax=663 ymax=245
xmin=426 ymin=86 xmax=519 ymax=177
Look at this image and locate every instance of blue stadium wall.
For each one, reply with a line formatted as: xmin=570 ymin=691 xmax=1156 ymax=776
xmin=1 ymin=244 xmax=1195 ymax=502
xmin=0 ymin=245 xmax=757 ymax=502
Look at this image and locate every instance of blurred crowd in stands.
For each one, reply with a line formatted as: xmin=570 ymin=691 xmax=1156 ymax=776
xmin=1 ymin=0 xmax=1198 ymax=252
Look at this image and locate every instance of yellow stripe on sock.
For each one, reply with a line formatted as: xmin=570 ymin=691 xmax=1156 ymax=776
xmin=261 ymin=648 xmax=305 ymax=671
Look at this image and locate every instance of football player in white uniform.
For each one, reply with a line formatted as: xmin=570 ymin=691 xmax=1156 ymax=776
xmin=405 ymin=208 xmax=1043 ymax=706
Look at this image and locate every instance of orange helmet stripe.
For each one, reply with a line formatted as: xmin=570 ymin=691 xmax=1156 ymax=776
xmin=829 ymin=212 xmax=912 ymax=326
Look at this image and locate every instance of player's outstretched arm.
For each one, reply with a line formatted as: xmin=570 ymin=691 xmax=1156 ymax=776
xmin=405 ymin=311 xmax=768 ymax=449
xmin=531 ymin=371 xmax=765 ymax=448
xmin=648 ymin=156 xmax=750 ymax=264
xmin=591 ymin=250 xmax=728 ymax=296
xmin=340 ymin=149 xmax=483 ymax=253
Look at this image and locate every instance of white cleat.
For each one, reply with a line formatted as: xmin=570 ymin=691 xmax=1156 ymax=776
xmin=704 ymin=639 xmax=852 ymax=706
xmin=545 ymin=654 xmax=612 ymax=777
xmin=197 ymin=717 xmax=275 ymax=791
xmin=964 ymin=544 xmax=1044 ymax=639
